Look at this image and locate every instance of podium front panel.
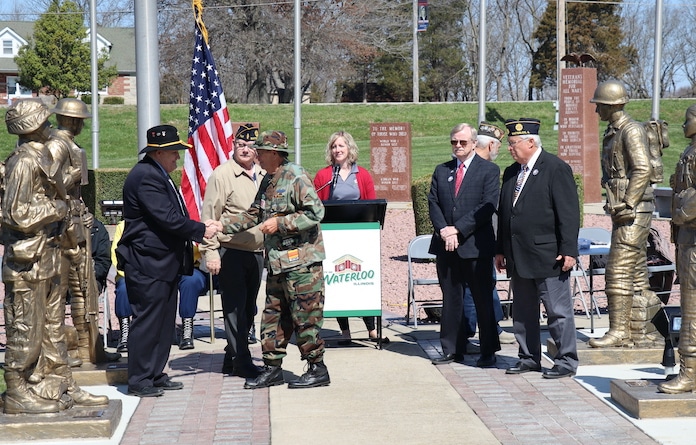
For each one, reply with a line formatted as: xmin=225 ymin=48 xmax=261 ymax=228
xmin=321 ymin=222 xmax=382 ymax=317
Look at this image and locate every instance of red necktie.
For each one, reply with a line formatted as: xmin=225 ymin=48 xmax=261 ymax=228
xmin=454 ymin=163 xmax=465 ymax=196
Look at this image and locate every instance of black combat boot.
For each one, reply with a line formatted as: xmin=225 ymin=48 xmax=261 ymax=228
xmin=179 ymin=318 xmax=194 ymax=350
xmin=243 ymin=365 xmax=284 ymax=389
xmin=117 ymin=317 xmax=130 ymax=352
xmin=287 ymin=361 xmax=330 ymax=389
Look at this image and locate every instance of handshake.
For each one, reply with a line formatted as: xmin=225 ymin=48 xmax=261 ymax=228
xmin=203 ymin=219 xmax=224 ymax=239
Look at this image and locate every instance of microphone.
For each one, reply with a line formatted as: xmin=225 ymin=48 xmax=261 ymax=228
xmin=331 ymin=164 xmax=340 ymax=189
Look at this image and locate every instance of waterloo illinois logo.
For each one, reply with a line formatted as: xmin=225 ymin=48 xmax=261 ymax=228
xmin=324 ymin=254 xmax=376 ymax=286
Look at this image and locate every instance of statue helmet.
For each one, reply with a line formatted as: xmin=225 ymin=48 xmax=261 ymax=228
xmin=51 ymin=98 xmax=92 ymax=119
xmin=590 ymin=80 xmax=629 ymax=105
xmin=5 ymin=99 xmax=52 ymax=135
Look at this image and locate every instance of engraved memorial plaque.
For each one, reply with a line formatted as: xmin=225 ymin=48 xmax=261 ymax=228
xmin=370 ymin=123 xmax=412 ymax=202
xmin=558 ymin=68 xmax=601 ymax=203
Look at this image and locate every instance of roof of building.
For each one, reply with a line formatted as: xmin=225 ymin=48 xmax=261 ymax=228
xmin=0 ymin=21 xmax=135 ymax=74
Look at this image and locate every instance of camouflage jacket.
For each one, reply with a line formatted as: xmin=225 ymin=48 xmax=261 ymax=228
xmin=220 ymin=160 xmax=325 ymax=275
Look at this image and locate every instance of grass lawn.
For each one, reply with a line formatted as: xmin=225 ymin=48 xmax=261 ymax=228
xmin=0 ymin=99 xmax=694 ymax=186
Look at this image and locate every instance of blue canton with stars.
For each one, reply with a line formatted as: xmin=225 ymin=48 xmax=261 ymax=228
xmin=188 ymin=27 xmax=224 ymax=137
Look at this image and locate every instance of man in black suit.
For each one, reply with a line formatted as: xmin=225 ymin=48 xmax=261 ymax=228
xmin=495 ymin=118 xmax=580 ymax=379
xmin=428 ymin=123 xmax=501 ymax=368
xmin=116 ymin=125 xmax=218 ymax=397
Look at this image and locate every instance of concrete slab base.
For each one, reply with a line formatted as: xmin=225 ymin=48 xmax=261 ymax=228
xmin=547 ymin=338 xmax=671 ymax=365
xmin=71 ymin=361 xmax=128 ymax=386
xmin=610 ymin=378 xmax=696 ymax=418
xmin=0 ymin=399 xmax=122 ymax=441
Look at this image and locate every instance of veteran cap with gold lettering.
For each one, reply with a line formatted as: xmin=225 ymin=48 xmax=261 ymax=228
xmin=504 ymin=118 xmax=541 ymax=136
xmin=478 ymin=122 xmax=504 ymax=141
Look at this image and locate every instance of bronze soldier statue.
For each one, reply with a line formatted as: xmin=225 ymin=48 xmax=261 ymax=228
xmin=43 ymin=98 xmax=119 ymax=364
xmin=659 ymin=104 xmax=696 ymax=393
xmin=589 ymin=80 xmax=662 ymax=348
xmin=1 ymin=99 xmax=107 ymax=414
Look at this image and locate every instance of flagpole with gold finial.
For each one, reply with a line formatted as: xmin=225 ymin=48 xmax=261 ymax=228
xmin=192 ymin=0 xmax=215 ymax=343
xmin=192 ymin=0 xmax=209 ymax=45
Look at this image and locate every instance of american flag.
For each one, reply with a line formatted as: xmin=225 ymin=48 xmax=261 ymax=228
xmin=181 ymin=18 xmax=234 ymax=221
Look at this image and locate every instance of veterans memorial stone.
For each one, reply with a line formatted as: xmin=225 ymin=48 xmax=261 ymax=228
xmin=370 ymin=123 xmax=411 ymax=202
xmin=558 ymin=67 xmax=601 ymax=203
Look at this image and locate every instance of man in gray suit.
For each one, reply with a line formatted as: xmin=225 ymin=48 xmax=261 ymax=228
xmin=495 ymin=118 xmax=580 ymax=379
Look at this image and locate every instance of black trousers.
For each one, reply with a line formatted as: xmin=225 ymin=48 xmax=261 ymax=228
xmin=124 ymin=264 xmax=178 ymax=391
xmin=219 ymin=249 xmax=264 ymax=366
xmin=435 ymin=253 xmax=500 ymax=357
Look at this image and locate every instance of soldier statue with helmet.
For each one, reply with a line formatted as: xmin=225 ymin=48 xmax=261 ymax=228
xmin=1 ymin=99 xmax=108 ymax=414
xmin=42 ymin=98 xmax=120 ymax=367
xmin=659 ymin=104 xmax=696 ymax=393
xmin=589 ymin=80 xmax=663 ymax=349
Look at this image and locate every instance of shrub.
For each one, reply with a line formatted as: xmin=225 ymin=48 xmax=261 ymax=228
xmin=104 ymin=96 xmax=124 ymax=105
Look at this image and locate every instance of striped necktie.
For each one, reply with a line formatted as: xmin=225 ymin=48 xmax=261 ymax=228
xmin=513 ymin=164 xmax=527 ymax=206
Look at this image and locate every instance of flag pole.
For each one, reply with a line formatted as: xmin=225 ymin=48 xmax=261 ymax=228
xmin=209 ymin=271 xmax=215 ymax=344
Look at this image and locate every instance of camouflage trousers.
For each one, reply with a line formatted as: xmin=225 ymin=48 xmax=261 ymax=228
xmin=260 ymin=262 xmax=325 ymax=365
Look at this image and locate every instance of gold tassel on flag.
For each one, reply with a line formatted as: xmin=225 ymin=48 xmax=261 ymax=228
xmin=192 ymin=0 xmax=209 ymax=44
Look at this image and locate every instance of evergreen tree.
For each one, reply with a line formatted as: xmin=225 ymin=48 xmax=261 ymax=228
xmin=418 ymin=0 xmax=470 ymax=101
xmin=531 ymin=0 xmax=636 ymax=98
xmin=15 ymin=0 xmax=118 ymax=99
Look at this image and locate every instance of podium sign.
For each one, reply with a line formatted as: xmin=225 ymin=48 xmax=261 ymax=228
xmin=322 ymin=222 xmax=382 ymax=317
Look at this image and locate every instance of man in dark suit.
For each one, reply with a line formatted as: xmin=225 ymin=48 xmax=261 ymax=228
xmin=495 ymin=118 xmax=580 ymax=379
xmin=116 ymin=125 xmax=218 ymax=397
xmin=428 ymin=123 xmax=501 ymax=368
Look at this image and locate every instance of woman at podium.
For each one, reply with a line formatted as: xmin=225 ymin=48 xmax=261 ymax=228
xmin=314 ymin=131 xmax=377 ymax=344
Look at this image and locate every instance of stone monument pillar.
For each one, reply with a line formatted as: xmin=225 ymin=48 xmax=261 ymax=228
xmin=558 ymin=67 xmax=601 ymax=203
xmin=370 ymin=123 xmax=412 ymax=203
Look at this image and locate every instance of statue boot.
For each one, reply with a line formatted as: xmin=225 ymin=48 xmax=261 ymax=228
xmin=53 ymin=365 xmax=109 ymax=406
xmin=2 ymin=372 xmax=61 ymax=414
xmin=658 ymin=299 xmax=696 ymax=394
xmin=589 ymin=292 xmax=633 ymax=348
xmin=658 ymin=356 xmax=696 ymax=394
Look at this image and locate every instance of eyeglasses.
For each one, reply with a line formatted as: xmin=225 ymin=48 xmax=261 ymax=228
xmin=450 ymin=139 xmax=474 ymax=147
xmin=508 ymin=139 xmax=525 ymax=146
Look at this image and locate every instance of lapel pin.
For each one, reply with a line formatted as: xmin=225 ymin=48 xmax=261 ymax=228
xmin=532 ymin=169 xmax=539 ymax=176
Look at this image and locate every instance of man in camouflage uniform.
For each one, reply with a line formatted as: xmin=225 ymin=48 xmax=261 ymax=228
xmin=1 ymin=99 xmax=107 ymax=414
xmin=660 ymin=104 xmax=696 ymax=393
xmin=589 ymin=80 xmax=661 ymax=348
xmin=216 ymin=130 xmax=329 ymax=389
xmin=43 ymin=98 xmax=119 ymax=365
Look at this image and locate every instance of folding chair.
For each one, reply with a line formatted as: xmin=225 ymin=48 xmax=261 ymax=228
xmin=406 ymin=234 xmax=442 ymax=328
xmin=572 ymin=227 xmax=611 ymax=318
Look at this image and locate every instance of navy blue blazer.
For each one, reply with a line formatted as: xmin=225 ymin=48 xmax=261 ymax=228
xmin=116 ymin=155 xmax=205 ymax=282
xmin=428 ymin=154 xmax=500 ymax=259
xmin=496 ymin=150 xmax=580 ymax=279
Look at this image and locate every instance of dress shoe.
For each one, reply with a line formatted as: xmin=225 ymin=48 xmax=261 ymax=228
xmin=505 ymin=361 xmax=542 ymax=374
xmin=542 ymin=365 xmax=575 ymax=379
xmin=431 ymin=353 xmax=464 ymax=365
xmin=464 ymin=342 xmax=480 ymax=354
xmin=287 ymin=362 xmax=331 ymax=389
xmin=128 ymin=386 xmax=164 ymax=397
xmin=476 ymin=354 xmax=497 ymax=368
xmin=155 ymin=379 xmax=184 ymax=390
xmin=244 ymin=365 xmax=285 ymax=389
xmin=498 ymin=330 xmax=516 ymax=344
